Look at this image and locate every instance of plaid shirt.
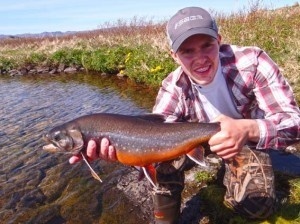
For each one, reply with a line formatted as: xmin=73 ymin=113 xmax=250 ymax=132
xmin=153 ymin=44 xmax=300 ymax=149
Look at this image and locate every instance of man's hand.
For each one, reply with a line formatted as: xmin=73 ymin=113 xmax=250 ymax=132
xmin=69 ymin=138 xmax=117 ymax=164
xmin=208 ymin=114 xmax=260 ymax=160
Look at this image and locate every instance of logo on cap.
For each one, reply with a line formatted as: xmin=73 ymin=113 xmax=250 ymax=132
xmin=174 ymin=15 xmax=204 ymax=30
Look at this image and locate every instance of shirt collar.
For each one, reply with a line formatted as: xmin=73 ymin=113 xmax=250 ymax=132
xmin=189 ymin=60 xmax=222 ymax=89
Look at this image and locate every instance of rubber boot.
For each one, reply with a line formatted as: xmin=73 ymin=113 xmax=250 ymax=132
xmin=153 ymin=192 xmax=181 ymax=224
xmin=151 ymin=159 xmax=186 ymax=224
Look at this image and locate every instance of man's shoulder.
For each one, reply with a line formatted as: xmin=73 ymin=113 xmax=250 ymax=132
xmin=163 ymin=67 xmax=188 ymax=84
xmin=161 ymin=66 xmax=192 ymax=92
xmin=220 ymin=44 xmax=262 ymax=57
xmin=220 ymin=44 xmax=263 ymax=69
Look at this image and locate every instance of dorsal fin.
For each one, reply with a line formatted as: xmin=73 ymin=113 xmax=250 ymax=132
xmin=135 ymin=113 xmax=166 ymax=122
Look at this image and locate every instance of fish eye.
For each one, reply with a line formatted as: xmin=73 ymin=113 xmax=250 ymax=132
xmin=53 ymin=131 xmax=63 ymax=142
xmin=52 ymin=130 xmax=72 ymax=150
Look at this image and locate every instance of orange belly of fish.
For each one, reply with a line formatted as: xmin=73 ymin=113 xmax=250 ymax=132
xmin=116 ymin=145 xmax=191 ymax=166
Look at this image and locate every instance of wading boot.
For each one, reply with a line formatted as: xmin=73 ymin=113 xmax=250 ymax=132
xmin=223 ymin=146 xmax=276 ymax=219
xmin=153 ymin=192 xmax=181 ymax=224
xmin=151 ymin=158 xmax=187 ymax=224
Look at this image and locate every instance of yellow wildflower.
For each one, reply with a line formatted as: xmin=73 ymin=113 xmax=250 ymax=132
xmin=150 ymin=65 xmax=162 ymax=73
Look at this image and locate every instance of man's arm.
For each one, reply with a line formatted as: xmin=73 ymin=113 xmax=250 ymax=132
xmin=251 ymin=50 xmax=300 ymax=149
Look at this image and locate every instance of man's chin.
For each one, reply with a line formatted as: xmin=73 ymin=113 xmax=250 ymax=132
xmin=191 ymin=77 xmax=213 ymax=86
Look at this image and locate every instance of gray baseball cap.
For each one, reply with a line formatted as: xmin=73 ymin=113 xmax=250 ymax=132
xmin=167 ymin=7 xmax=218 ymax=52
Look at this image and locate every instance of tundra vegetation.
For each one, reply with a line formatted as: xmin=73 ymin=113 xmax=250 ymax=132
xmin=0 ymin=3 xmax=299 ymax=102
xmin=1 ymin=2 xmax=299 ymax=223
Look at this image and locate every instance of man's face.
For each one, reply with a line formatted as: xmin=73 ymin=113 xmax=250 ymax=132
xmin=171 ymin=34 xmax=221 ymax=86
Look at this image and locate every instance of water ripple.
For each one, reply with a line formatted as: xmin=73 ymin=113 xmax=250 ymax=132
xmin=0 ymin=73 xmax=154 ymax=223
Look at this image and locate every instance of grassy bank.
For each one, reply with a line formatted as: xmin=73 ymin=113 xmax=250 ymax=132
xmin=0 ymin=4 xmax=299 ymax=102
xmin=191 ymin=166 xmax=300 ymax=223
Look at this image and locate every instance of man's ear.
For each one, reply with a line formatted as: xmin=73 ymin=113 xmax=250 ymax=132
xmin=217 ymin=34 xmax=222 ymax=45
xmin=170 ymin=50 xmax=180 ymax=65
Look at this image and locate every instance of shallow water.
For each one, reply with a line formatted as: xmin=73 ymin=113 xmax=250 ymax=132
xmin=0 ymin=73 xmax=157 ymax=223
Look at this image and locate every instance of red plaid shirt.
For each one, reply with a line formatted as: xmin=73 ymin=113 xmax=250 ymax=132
xmin=153 ymin=44 xmax=300 ymax=149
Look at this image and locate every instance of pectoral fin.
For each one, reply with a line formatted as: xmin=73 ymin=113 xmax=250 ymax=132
xmin=187 ymin=146 xmax=207 ymax=167
xmin=133 ymin=166 xmax=145 ymax=181
xmin=81 ymin=152 xmax=102 ymax=182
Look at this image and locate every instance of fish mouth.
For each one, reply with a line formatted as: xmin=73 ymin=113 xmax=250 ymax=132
xmin=42 ymin=133 xmax=82 ymax=155
xmin=42 ymin=143 xmax=78 ymax=154
xmin=42 ymin=134 xmax=61 ymax=153
xmin=43 ymin=143 xmax=60 ymax=153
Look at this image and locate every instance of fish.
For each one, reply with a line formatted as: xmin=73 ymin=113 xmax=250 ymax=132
xmin=43 ymin=113 xmax=220 ymax=184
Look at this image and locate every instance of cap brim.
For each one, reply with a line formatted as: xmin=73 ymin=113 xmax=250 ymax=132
xmin=172 ymin=28 xmax=218 ymax=52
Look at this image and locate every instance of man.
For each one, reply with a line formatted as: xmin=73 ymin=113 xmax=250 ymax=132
xmin=70 ymin=7 xmax=300 ymax=223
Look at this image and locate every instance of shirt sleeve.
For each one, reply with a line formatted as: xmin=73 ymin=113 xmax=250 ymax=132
xmin=253 ymin=49 xmax=300 ymax=149
xmin=152 ymin=75 xmax=182 ymax=122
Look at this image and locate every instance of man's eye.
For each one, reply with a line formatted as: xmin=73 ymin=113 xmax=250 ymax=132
xmin=181 ymin=50 xmax=194 ymax=57
xmin=204 ymin=43 xmax=213 ymax=48
xmin=183 ymin=49 xmax=193 ymax=54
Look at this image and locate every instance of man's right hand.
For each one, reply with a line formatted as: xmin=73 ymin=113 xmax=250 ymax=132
xmin=69 ymin=138 xmax=117 ymax=164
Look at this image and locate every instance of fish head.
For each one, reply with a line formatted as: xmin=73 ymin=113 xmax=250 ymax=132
xmin=43 ymin=125 xmax=84 ymax=155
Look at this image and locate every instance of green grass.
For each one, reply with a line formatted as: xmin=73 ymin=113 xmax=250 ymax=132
xmin=192 ymin=171 xmax=300 ymax=224
xmin=0 ymin=3 xmax=299 ymax=97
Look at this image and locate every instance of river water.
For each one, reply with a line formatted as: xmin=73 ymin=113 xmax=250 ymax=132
xmin=0 ymin=73 xmax=158 ymax=223
xmin=0 ymin=73 xmax=299 ymax=224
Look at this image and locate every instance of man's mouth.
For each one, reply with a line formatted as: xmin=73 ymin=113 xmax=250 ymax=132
xmin=195 ymin=65 xmax=210 ymax=73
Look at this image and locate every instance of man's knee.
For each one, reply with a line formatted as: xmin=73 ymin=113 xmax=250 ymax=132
xmin=223 ymin=146 xmax=276 ymax=219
